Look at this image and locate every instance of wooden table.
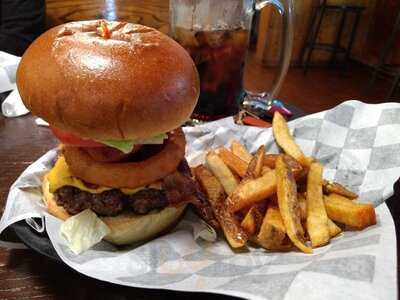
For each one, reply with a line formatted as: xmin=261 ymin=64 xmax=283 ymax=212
xmin=0 ymin=92 xmax=398 ymax=299
xmin=0 ymin=96 xmax=237 ymax=299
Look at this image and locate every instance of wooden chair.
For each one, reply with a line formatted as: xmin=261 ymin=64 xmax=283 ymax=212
xmin=366 ymin=9 xmax=400 ymax=100
xmin=299 ymin=0 xmax=365 ymax=74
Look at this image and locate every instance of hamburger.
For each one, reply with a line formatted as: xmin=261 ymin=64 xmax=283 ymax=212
xmin=16 ymin=20 xmax=211 ymax=245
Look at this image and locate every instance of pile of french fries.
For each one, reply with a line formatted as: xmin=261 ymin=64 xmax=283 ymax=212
xmin=193 ymin=112 xmax=376 ymax=253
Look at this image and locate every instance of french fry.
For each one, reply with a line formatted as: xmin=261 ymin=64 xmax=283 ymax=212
xmin=256 ymin=205 xmax=292 ymax=250
xmin=206 ymin=151 xmax=238 ymax=196
xmin=262 ymin=166 xmax=272 ymax=174
xmin=324 ymin=193 xmax=376 ymax=229
xmin=264 ymin=154 xmax=279 ymax=169
xmin=241 ymin=204 xmax=264 ymax=235
xmin=216 ymin=148 xmax=248 ymax=178
xmin=328 ymin=219 xmax=342 ymax=238
xmin=264 ymin=154 xmax=304 ymax=179
xmin=245 ymin=145 xmax=265 ymax=179
xmin=192 ymin=129 xmax=376 ymax=254
xmin=275 ymin=156 xmax=312 ymax=253
xmin=240 ymin=145 xmax=266 ymax=235
xmin=269 ymin=193 xmax=278 ymax=207
xmin=284 ymin=155 xmax=305 ymax=179
xmin=272 ymin=111 xmax=310 ymax=167
xmin=306 ymin=162 xmax=330 ymax=248
xmin=297 ymin=176 xmax=308 ymax=194
xmin=229 ymin=170 xmax=276 ymax=212
xmin=231 ymin=141 xmax=252 ymax=163
xmin=193 ymin=165 xmax=248 ymax=248
xmin=323 ymin=180 xmax=358 ymax=199
xmin=230 ymin=155 xmax=304 ymax=212
xmin=297 ymin=192 xmax=307 ymax=222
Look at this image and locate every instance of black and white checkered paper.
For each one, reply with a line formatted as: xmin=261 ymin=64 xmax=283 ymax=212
xmin=0 ymin=51 xmax=20 ymax=93
xmin=0 ymin=101 xmax=398 ymax=300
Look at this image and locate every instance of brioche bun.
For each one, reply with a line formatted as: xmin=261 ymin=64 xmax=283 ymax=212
xmin=42 ymin=175 xmax=187 ymax=245
xmin=17 ymin=20 xmax=199 ymax=140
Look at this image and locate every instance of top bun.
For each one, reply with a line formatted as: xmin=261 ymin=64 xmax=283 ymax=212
xmin=17 ymin=20 xmax=199 ymax=140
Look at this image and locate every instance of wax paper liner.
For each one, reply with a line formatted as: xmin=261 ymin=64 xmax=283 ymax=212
xmin=1 ymin=100 xmax=398 ymax=300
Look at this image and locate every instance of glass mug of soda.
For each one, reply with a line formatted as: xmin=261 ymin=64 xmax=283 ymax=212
xmin=170 ymin=0 xmax=294 ymax=121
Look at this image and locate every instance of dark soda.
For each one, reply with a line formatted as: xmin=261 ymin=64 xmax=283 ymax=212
xmin=174 ymin=27 xmax=249 ymax=120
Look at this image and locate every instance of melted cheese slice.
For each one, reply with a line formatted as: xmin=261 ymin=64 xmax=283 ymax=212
xmin=47 ymin=157 xmax=161 ymax=194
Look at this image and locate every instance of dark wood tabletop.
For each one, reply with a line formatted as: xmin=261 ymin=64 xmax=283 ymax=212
xmin=0 ymin=92 xmax=398 ymax=299
xmin=0 ymin=93 xmax=239 ymax=299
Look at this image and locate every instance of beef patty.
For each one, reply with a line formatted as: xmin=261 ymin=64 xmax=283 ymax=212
xmin=53 ymin=160 xmax=192 ymax=217
xmin=53 ymin=159 xmax=218 ymax=226
xmin=55 ymin=187 xmax=167 ymax=216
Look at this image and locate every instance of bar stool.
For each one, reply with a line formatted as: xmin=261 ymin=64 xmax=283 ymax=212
xmin=389 ymin=71 xmax=400 ymax=99
xmin=366 ymin=9 xmax=400 ymax=100
xmin=300 ymin=0 xmax=365 ymax=74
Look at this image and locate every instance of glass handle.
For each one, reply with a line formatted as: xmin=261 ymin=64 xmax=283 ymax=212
xmin=249 ymin=0 xmax=294 ymax=103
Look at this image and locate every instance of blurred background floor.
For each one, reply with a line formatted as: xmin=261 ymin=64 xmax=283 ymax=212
xmin=244 ymin=54 xmax=392 ymax=113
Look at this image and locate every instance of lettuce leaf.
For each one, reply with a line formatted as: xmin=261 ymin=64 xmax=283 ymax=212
xmin=60 ymin=209 xmax=110 ymax=254
xmin=100 ymin=139 xmax=135 ymax=154
xmin=134 ymin=133 xmax=168 ymax=145
xmin=100 ymin=133 xmax=168 ymax=154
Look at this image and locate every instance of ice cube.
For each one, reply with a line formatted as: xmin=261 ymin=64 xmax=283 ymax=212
xmin=175 ymin=27 xmax=199 ymax=47
xmin=204 ymin=30 xmax=228 ymax=48
xmin=230 ymin=29 xmax=249 ymax=49
xmin=194 ymin=31 xmax=208 ymax=47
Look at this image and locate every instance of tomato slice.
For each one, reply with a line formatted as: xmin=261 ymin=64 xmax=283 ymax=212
xmin=50 ymin=127 xmax=104 ymax=147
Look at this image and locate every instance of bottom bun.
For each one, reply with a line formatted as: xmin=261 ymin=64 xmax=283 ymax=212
xmin=42 ymin=175 xmax=187 ymax=245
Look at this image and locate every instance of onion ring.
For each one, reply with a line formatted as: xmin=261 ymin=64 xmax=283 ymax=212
xmin=63 ymin=129 xmax=186 ymax=189
xmin=85 ymin=144 xmax=143 ymax=162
